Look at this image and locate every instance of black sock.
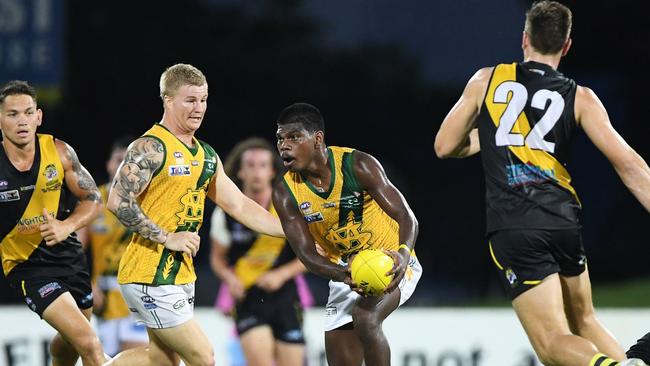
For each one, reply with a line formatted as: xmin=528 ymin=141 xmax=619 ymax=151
xmin=627 ymin=332 xmax=650 ymax=363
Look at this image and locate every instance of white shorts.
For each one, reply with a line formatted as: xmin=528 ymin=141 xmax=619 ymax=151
xmin=97 ymin=316 xmax=149 ymax=356
xmin=120 ymin=283 xmax=195 ymax=329
xmin=324 ymin=255 xmax=422 ymax=331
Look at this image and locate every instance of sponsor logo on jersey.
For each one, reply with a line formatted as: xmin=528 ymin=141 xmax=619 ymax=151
xmin=38 ymin=282 xmax=62 ymax=298
xmin=169 ymin=165 xmax=191 ymax=176
xmin=20 ymin=185 xmax=35 ymax=191
xmin=304 ymin=212 xmax=324 ymax=223
xmin=325 ymin=307 xmax=337 ymax=316
xmin=188 ymin=296 xmax=195 ymax=305
xmin=506 ymin=163 xmax=555 ymax=187
xmin=299 ymin=201 xmax=311 ymax=212
xmin=17 ymin=212 xmax=51 ymax=234
xmin=0 ymin=180 xmax=7 ymax=188
xmin=0 ymin=189 xmax=19 ymax=202
xmin=340 ymin=194 xmax=362 ymax=209
xmin=191 ymin=160 xmax=199 ymax=166
xmin=173 ymin=299 xmax=186 ymax=310
xmin=322 ymin=202 xmax=336 ymax=209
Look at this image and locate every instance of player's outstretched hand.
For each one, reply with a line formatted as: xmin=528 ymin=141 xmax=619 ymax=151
xmin=39 ymin=208 xmax=73 ymax=246
xmin=164 ymin=231 xmax=200 ymax=256
xmin=383 ymin=249 xmax=409 ymax=294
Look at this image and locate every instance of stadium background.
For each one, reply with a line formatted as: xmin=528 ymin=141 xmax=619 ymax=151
xmin=0 ymin=0 xmax=648 ymax=363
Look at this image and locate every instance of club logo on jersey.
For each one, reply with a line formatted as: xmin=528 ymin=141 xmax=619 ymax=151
xmin=505 ymin=268 xmax=518 ymax=287
xmin=38 ymin=282 xmax=62 ymax=298
xmin=304 ymin=212 xmax=324 ymax=223
xmin=0 ymin=180 xmax=7 ymax=188
xmin=204 ymin=157 xmax=216 ymax=172
xmin=324 ymin=213 xmax=372 ymax=255
xmin=0 ymin=189 xmax=19 ymax=202
xmin=169 ymin=165 xmax=191 ymax=176
xmin=43 ymin=164 xmax=58 ymax=181
xmin=176 ymin=189 xmax=204 ymax=232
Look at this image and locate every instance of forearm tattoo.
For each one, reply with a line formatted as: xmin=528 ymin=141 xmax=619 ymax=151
xmin=112 ymin=137 xmax=167 ymax=242
xmin=64 ymin=143 xmax=101 ymax=202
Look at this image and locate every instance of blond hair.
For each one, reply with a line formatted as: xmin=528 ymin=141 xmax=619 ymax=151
xmin=159 ymin=63 xmax=207 ymax=99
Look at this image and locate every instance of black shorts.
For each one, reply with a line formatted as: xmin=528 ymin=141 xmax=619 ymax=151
xmin=8 ymin=269 xmax=93 ymax=318
xmin=233 ymin=281 xmax=305 ymax=344
xmin=488 ymin=228 xmax=586 ymax=300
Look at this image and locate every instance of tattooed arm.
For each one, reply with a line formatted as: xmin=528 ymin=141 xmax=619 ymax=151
xmin=39 ymin=140 xmax=102 ymax=246
xmin=106 ymin=137 xmax=200 ymax=256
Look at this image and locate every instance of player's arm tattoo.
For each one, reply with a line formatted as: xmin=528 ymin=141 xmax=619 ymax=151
xmin=63 ymin=143 xmax=101 ymax=202
xmin=111 ymin=137 xmax=167 ymax=243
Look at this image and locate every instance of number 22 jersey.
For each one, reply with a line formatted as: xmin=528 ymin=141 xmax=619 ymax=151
xmin=477 ymin=61 xmax=580 ymax=232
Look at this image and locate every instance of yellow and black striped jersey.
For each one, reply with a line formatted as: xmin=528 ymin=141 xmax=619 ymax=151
xmin=282 ymin=146 xmax=399 ymax=263
xmin=0 ymin=134 xmax=87 ymax=279
xmin=478 ymin=61 xmax=580 ymax=232
xmin=118 ymin=124 xmax=217 ymax=285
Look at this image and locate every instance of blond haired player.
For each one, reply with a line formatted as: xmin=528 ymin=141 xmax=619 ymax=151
xmin=105 ymin=64 xmax=284 ymax=366
xmin=435 ymin=2 xmax=650 ymax=365
xmin=273 ymin=103 xmax=422 ymax=366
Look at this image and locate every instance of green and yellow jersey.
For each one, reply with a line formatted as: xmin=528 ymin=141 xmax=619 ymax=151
xmin=117 ymin=124 xmax=217 ymax=285
xmin=282 ymin=146 xmax=399 ymax=263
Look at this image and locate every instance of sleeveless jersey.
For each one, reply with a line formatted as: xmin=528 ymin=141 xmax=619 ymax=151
xmin=88 ymin=183 xmax=132 ymax=319
xmin=0 ymin=134 xmax=87 ymax=279
xmin=217 ymin=204 xmax=295 ymax=289
xmin=477 ymin=61 xmax=580 ymax=232
xmin=282 ymin=146 xmax=399 ymax=263
xmin=118 ymin=124 xmax=217 ymax=285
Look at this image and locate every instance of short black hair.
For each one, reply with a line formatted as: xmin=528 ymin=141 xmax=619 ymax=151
xmin=525 ymin=1 xmax=572 ymax=55
xmin=276 ymin=103 xmax=325 ymax=133
xmin=110 ymin=135 xmax=136 ymax=154
xmin=0 ymin=80 xmax=37 ymax=105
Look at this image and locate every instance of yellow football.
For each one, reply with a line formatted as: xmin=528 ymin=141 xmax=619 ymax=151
xmin=350 ymin=249 xmax=394 ymax=296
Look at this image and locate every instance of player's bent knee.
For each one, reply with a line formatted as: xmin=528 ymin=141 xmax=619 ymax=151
xmin=50 ymin=335 xmax=76 ymax=360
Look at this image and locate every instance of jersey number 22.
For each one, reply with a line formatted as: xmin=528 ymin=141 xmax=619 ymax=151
xmin=494 ymin=81 xmax=564 ymax=153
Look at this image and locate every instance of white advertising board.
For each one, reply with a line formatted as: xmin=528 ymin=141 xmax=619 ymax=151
xmin=0 ymin=306 xmax=647 ymax=366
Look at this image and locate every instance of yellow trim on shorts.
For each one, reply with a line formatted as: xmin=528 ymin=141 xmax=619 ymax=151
xmin=523 ymin=280 xmax=542 ymax=285
xmin=21 ymin=280 xmax=26 ymax=296
xmin=488 ymin=242 xmax=503 ymax=270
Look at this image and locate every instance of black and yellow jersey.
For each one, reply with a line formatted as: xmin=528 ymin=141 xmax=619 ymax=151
xmin=215 ymin=204 xmax=295 ymax=290
xmin=118 ymin=124 xmax=217 ymax=285
xmin=477 ymin=61 xmax=580 ymax=232
xmin=0 ymin=134 xmax=87 ymax=280
xmin=282 ymin=146 xmax=400 ymax=263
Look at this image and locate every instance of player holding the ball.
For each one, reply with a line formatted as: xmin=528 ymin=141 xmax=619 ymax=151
xmin=273 ymin=102 xmax=422 ymax=366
